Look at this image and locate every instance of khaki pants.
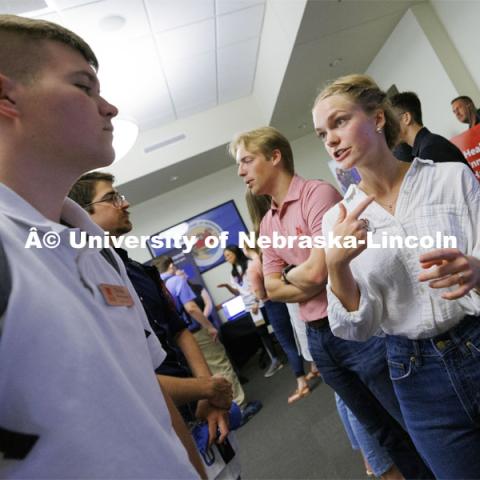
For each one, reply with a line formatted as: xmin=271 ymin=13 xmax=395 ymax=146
xmin=193 ymin=328 xmax=246 ymax=408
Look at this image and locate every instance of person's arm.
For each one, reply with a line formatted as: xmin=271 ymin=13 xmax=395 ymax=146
xmin=157 ymin=375 xmax=216 ymax=405
xmin=200 ymin=288 xmax=213 ymax=318
xmin=183 ymin=300 xmax=218 ymax=341
xmin=177 ymin=278 xmax=218 ymax=340
xmin=324 ymin=197 xmax=374 ymax=310
xmin=175 ymin=328 xmax=211 ymax=376
xmin=264 ymin=272 xmax=320 ymax=303
xmin=418 ymin=249 xmax=480 ymax=299
xmin=157 ymin=380 xmax=206 ymax=479
xmin=195 ymin=400 xmax=230 ymax=445
xmin=274 ymin=246 xmax=329 ymax=296
xmin=320 ymin=197 xmax=384 ymax=341
xmin=157 ymin=375 xmax=231 ymax=445
xmin=217 ymin=283 xmax=239 ymax=296
xmin=262 ymin=181 xmax=342 ymax=303
xmin=247 ymin=258 xmax=268 ymax=301
xmin=171 ymin=328 xmax=232 ymax=445
xmin=418 ymin=166 xmax=480 ymax=301
xmin=174 ymin=329 xmax=232 ymax=407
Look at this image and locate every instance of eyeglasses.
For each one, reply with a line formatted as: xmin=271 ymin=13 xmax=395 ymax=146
xmin=85 ymin=192 xmax=127 ymax=209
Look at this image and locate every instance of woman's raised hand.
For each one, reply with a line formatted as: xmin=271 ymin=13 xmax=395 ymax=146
xmin=326 ymin=195 xmax=375 ymax=268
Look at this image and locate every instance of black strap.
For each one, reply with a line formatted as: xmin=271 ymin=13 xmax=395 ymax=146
xmin=0 ymin=238 xmax=11 ymax=327
xmin=100 ymin=248 xmax=121 ymax=275
xmin=0 ymin=426 xmax=38 ymax=460
xmin=0 ymin=246 xmax=119 ymax=322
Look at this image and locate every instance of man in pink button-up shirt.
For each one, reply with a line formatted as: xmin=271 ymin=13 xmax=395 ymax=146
xmin=228 ymin=126 xmax=433 ymax=479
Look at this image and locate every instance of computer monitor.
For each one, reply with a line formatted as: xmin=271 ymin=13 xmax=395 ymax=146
xmin=221 ymin=296 xmax=246 ymax=321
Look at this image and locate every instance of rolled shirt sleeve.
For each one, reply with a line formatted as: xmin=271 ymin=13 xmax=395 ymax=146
xmin=457 ymin=166 xmax=480 ymax=313
xmin=322 ymin=204 xmax=383 ymax=341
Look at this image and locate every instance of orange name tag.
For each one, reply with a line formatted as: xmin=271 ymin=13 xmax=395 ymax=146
xmin=98 ymin=284 xmax=134 ymax=307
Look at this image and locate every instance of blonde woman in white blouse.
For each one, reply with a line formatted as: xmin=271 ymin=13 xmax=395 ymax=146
xmin=312 ymin=74 xmax=480 ymax=479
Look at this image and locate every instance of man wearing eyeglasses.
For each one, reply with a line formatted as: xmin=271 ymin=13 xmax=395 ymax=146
xmin=69 ymin=172 xmax=260 ymax=438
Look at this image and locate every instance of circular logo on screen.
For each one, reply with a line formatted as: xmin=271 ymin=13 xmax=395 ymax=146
xmin=187 ymin=219 xmax=224 ymax=268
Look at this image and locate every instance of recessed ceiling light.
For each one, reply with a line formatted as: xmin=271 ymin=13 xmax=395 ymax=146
xmin=170 ymin=176 xmax=179 ymax=182
xmin=99 ymin=15 xmax=126 ymax=32
xmin=329 ymin=58 xmax=343 ymax=68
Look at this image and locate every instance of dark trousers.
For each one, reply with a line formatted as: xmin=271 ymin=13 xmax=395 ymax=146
xmin=307 ymin=323 xmax=433 ymax=479
xmin=262 ymin=300 xmax=305 ymax=377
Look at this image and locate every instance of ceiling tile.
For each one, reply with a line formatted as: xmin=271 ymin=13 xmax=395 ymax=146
xmin=51 ymin=0 xmax=102 ymax=9
xmin=215 ymin=0 xmax=263 ymax=16
xmin=176 ymin=99 xmax=218 ymax=119
xmin=156 ymin=18 xmax=214 ymax=61
xmin=60 ymin=0 xmax=149 ymax=45
xmin=1 ymin=0 xmax=48 ymax=14
xmin=217 ymin=34 xmax=258 ymax=103
xmin=218 ymin=55 xmax=255 ymax=103
xmin=163 ymin=51 xmax=217 ymax=114
xmin=95 ymin=35 xmax=174 ymax=128
xmin=145 ymin=0 xmax=214 ymax=32
xmin=217 ymin=36 xmax=259 ymax=66
xmin=216 ymin=3 xmax=264 ymax=47
xmin=35 ymin=11 xmax=64 ymax=24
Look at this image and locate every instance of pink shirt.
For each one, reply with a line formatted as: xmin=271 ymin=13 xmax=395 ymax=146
xmin=261 ymin=175 xmax=342 ymax=322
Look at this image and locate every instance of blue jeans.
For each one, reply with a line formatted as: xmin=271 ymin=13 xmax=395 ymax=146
xmin=336 ymin=394 xmax=393 ymax=476
xmin=306 ymin=322 xmax=433 ymax=479
xmin=386 ymin=314 xmax=480 ymax=479
xmin=262 ymin=301 xmax=305 ymax=377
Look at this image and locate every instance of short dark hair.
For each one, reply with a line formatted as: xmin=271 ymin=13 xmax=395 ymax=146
xmin=154 ymin=256 xmax=174 ymax=274
xmin=68 ymin=172 xmax=115 ymax=213
xmin=0 ymin=14 xmax=98 ymax=83
xmin=451 ymin=95 xmax=476 ymax=108
xmin=391 ymin=92 xmax=423 ymax=125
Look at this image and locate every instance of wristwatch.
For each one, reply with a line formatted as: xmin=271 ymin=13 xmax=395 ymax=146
xmin=282 ymin=264 xmax=296 ymax=284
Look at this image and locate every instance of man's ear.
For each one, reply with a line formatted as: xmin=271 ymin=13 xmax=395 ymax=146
xmin=0 ymin=74 xmax=19 ymax=119
xmin=403 ymin=111 xmax=413 ymax=126
xmin=270 ymin=148 xmax=282 ymax=166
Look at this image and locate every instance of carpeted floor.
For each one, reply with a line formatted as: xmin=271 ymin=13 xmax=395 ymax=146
xmin=234 ymin=354 xmax=367 ymax=479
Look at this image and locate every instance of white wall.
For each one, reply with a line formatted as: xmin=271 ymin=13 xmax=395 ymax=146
xmin=366 ymin=9 xmax=461 ymax=138
xmin=128 ymin=132 xmax=335 ymax=306
xmin=432 ymin=0 xmax=480 ymax=101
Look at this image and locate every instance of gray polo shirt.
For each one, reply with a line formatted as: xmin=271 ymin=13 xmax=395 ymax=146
xmin=0 ymin=185 xmax=197 ymax=479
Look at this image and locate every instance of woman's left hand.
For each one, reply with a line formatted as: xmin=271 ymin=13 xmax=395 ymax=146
xmin=418 ymin=248 xmax=480 ymax=300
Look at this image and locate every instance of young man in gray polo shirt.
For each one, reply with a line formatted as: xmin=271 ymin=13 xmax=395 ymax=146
xmin=0 ymin=14 xmax=202 ymax=478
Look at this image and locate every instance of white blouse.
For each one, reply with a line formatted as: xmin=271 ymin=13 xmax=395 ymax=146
xmin=322 ymin=158 xmax=480 ymax=340
xmin=230 ymin=261 xmax=264 ymax=312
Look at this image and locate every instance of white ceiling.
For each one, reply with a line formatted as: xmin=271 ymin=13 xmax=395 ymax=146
xmin=2 ymin=0 xmax=424 ymax=204
xmin=9 ymin=0 xmax=265 ymax=130
xmin=271 ymin=0 xmax=424 ymax=141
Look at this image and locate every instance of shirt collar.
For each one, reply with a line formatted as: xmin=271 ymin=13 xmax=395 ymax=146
xmin=271 ymin=174 xmax=305 ymax=215
xmin=412 ymin=126 xmax=430 ymax=156
xmin=344 ymin=157 xmax=434 ymax=202
xmin=0 ymin=182 xmax=105 ymax=237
